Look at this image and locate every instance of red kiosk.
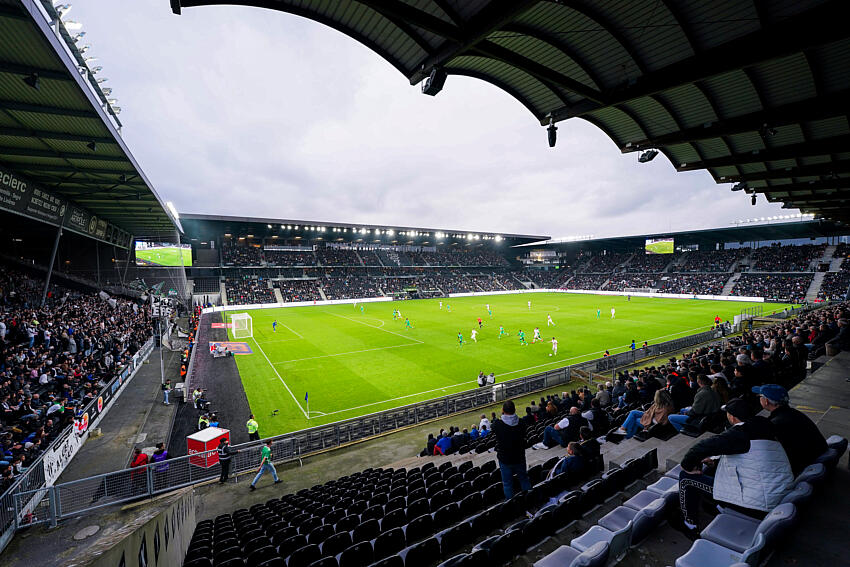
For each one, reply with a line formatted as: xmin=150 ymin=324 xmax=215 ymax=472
xmin=187 ymin=427 xmax=230 ymax=468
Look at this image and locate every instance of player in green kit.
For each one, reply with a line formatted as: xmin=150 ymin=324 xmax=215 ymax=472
xmin=518 ymin=329 xmax=527 ymax=346
xmin=596 ymin=308 xmax=601 ymax=319
xmin=447 ymin=304 xmax=451 ymax=313
xmin=498 ymin=325 xmax=507 ymax=339
xmin=405 ymin=318 xmax=413 ymax=329
xmin=457 ymin=331 xmax=464 ymax=346
xmin=360 ymin=305 xmax=365 ymax=314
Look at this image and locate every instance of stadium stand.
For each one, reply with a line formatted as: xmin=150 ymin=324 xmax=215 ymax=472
xmin=656 ymin=274 xmax=730 ymax=296
xmin=730 ymin=274 xmax=813 ymax=303
xmin=222 ymin=242 xmax=265 ymax=266
xmin=264 ymin=250 xmax=317 ymax=267
xmin=582 ymin=253 xmax=632 ymax=273
xmin=677 ymin=249 xmax=745 ymax=273
xmin=322 ymin=277 xmax=382 ymax=300
xmin=564 ymin=274 xmax=609 ymax=291
xmin=624 ymin=253 xmax=672 ymax=273
xmin=317 ymin=247 xmax=364 ymax=267
xmin=605 ymin=273 xmax=661 ymax=292
xmin=0 ymin=265 xmax=152 ymax=490
xmin=274 ymin=280 xmax=322 ymax=303
xmin=225 ymin=277 xmax=277 ymax=305
xmin=745 ymin=244 xmax=825 ymax=272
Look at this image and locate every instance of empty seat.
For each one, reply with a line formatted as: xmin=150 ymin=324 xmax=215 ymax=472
xmin=571 ymin=520 xmax=633 ymax=564
xmin=826 ymin=435 xmax=847 ymax=456
xmin=600 ymin=499 xmax=665 ymax=547
xmin=407 ymin=487 xmax=426 ymax=503
xmin=436 ymin=522 xmax=470 ymax=556
xmin=622 ymin=490 xmax=662 ymax=511
xmin=405 ymin=499 xmax=430 ymax=521
xmin=306 ymin=558 xmax=336 ymax=567
xmin=404 ymin=514 xmax=433 ymax=544
xmin=481 ymin=484 xmax=503 ymax=507
xmin=429 ymin=489 xmax=450 ymax=511
xmin=371 ymin=556 xmax=404 ymax=567
xmin=815 ymin=447 xmax=841 ymax=469
xmin=278 ymin=535 xmax=308 ymax=558
xmin=373 ymin=528 xmax=406 ymax=560
xmin=361 ymin=505 xmax=384 ymax=522
xmin=675 ymin=533 xmax=765 ymax=567
xmin=665 ymin=464 xmax=683 ymax=479
xmin=338 ymin=541 xmax=373 ymax=567
xmin=287 ymin=544 xmax=321 ymax=567
xmin=699 ymin=503 xmax=797 ymax=554
xmin=401 ymin=537 xmax=440 ymax=567
xmin=532 ymin=541 xmax=609 ymax=567
xmin=307 ymin=525 xmax=335 ymax=547
xmin=334 ymin=515 xmax=360 ymax=534
xmin=381 ymin=509 xmax=407 ymax=532
xmin=431 ymin=502 xmax=459 ymax=525
xmin=352 ymin=519 xmax=380 ymax=543
xmin=458 ymin=492 xmax=482 ymax=517
xmin=794 ymin=463 xmax=826 ymax=487
xmin=646 ymin=476 xmax=679 ymax=497
xmin=319 ymin=532 xmax=352 ymax=558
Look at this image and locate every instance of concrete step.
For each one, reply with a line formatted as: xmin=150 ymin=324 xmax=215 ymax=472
xmin=805 ymin=271 xmax=826 ymax=302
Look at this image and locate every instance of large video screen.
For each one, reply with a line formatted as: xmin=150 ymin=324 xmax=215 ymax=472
xmin=645 ymin=238 xmax=674 ymax=255
xmin=135 ymin=241 xmax=192 ymax=267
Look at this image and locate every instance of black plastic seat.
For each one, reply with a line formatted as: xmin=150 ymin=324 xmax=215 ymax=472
xmin=481 ymin=484 xmax=503 ymax=507
xmin=381 ymin=509 xmax=406 ymax=532
xmin=373 ymin=527 xmax=406 ymax=560
xmin=319 ymin=532 xmax=352 ymax=558
xmin=431 ymin=502 xmax=459 ymax=526
xmin=306 ymin=557 xmax=337 ymax=567
xmin=428 ymin=490 xmax=450 ymax=512
xmin=361 ymin=505 xmax=384 ymax=523
xmin=277 ymin=534 xmax=308 ymax=558
xmin=337 ymin=541 xmax=374 ymax=567
xmin=351 ymin=518 xmax=379 ymax=543
xmin=334 ymin=515 xmax=360 ymax=534
xmin=371 ymin=556 xmax=404 ymax=567
xmin=287 ymin=544 xmax=321 ymax=567
xmin=385 ymin=496 xmax=406 ymax=513
xmin=402 ymin=537 xmax=440 ymax=567
xmin=307 ymin=524 xmax=335 ymax=547
xmin=403 ymin=514 xmax=433 ymax=544
xmin=436 ymin=522 xmax=471 ymax=556
xmin=405 ymin=499 xmax=429 ymax=521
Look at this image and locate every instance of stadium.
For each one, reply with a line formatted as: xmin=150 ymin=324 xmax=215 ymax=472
xmin=0 ymin=2 xmax=849 ymax=567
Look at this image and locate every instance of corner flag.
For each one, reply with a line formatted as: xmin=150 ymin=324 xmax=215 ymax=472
xmin=305 ymin=392 xmax=309 ymax=419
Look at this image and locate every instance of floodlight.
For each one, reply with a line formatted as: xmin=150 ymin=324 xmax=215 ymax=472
xmin=101 ymin=87 xmax=112 ymax=95
xmin=495 ymin=235 xmax=503 ymax=242
xmin=638 ymin=149 xmax=658 ymax=163
xmin=72 ymin=32 xmax=86 ymax=42
xmin=55 ymin=4 xmax=72 ymax=17
xmin=23 ymin=73 xmax=39 ymax=90
xmin=86 ymin=140 xmax=96 ymax=151
xmin=547 ymin=117 xmax=557 ymax=148
xmin=731 ymin=182 xmax=747 ymax=191
xmin=63 ymin=20 xmax=83 ymax=31
xmin=751 ymin=194 xmax=757 ymax=205
xmin=422 ymin=67 xmax=447 ymax=96
xmin=759 ymin=124 xmax=777 ymax=138
xmin=111 ymin=107 xmax=121 ymax=114
xmin=95 ymin=77 xmax=108 ymax=83
xmin=107 ymin=98 xmax=118 ymax=105
xmin=90 ymin=66 xmax=102 ymax=73
xmin=78 ymin=44 xmax=90 ymax=54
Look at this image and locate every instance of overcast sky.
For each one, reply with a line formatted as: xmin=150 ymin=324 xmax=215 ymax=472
xmin=66 ymin=1 xmax=792 ymax=239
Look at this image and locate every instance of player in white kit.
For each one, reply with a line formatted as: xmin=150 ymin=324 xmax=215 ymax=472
xmin=550 ymin=337 xmax=558 ymax=356
xmin=532 ymin=327 xmax=541 ymax=343
xmin=527 ymin=300 xmax=532 ymax=310
xmin=471 ymin=328 xmax=478 ymax=343
xmin=547 ymin=314 xmax=555 ymax=327
xmin=611 ymin=307 xmax=616 ymax=319
xmin=439 ymin=301 xmax=443 ymax=309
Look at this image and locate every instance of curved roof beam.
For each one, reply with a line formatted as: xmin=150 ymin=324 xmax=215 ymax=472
xmin=444 ymin=67 xmax=565 ymax=121
xmin=678 ymin=134 xmax=850 ymax=171
xmin=720 ymin=158 xmax=850 ymax=183
xmin=171 ymin=0 xmax=429 ymax=76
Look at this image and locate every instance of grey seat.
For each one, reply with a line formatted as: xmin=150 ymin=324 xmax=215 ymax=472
xmin=815 ymin=447 xmax=840 ymax=469
xmin=794 ymin=463 xmax=826 ymax=487
xmin=675 ymin=533 xmax=765 ymax=567
xmin=570 ymin=522 xmax=632 ymax=563
xmin=699 ymin=502 xmax=797 ymax=554
xmin=826 ymin=435 xmax=847 ymax=456
xmin=779 ymin=481 xmax=813 ymax=507
xmin=622 ymin=490 xmax=659 ymax=511
xmin=646 ymin=476 xmax=678 ymax=497
xmin=532 ymin=541 xmax=609 ymax=567
xmin=665 ymin=464 xmax=683 ymax=479
xmin=598 ymin=499 xmax=665 ymax=547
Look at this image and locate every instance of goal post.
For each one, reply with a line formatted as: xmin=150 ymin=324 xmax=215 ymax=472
xmin=231 ymin=313 xmax=253 ymax=339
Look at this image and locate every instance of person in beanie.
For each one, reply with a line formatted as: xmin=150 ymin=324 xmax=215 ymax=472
xmin=753 ymin=384 xmax=827 ymax=475
xmin=674 ymin=398 xmax=793 ymax=536
xmin=249 ymin=439 xmax=281 ymax=491
xmin=218 ymin=437 xmax=237 ymax=484
xmin=491 ymin=399 xmax=531 ymax=499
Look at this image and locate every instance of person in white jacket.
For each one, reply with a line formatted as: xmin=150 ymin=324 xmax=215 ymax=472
xmin=675 ymin=398 xmax=794 ymax=534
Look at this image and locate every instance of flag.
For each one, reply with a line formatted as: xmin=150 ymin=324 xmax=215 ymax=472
xmin=305 ymin=392 xmax=309 ymax=402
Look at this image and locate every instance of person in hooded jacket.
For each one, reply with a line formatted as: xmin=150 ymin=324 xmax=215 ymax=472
xmin=491 ymin=400 xmax=530 ymax=499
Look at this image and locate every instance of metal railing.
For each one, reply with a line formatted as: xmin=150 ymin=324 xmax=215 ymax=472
xmin=10 ymin=319 xmax=739 ymax=528
xmin=0 ymin=338 xmax=155 ymax=550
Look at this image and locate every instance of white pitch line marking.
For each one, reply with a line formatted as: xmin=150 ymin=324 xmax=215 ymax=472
xmin=326 ymin=311 xmax=423 ymax=344
xmin=250 ymin=337 xmax=308 ymax=419
xmin=272 ymin=343 xmax=418 ymax=364
xmin=280 ymin=322 xmax=303 ymax=339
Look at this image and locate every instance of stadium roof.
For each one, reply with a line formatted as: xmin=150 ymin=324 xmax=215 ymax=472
xmin=180 ymin=213 xmax=548 ymax=243
xmin=0 ymin=0 xmax=179 ymax=238
xmin=171 ymin=0 xmax=850 ymax=224
xmin=524 ymin=218 xmax=850 ymax=252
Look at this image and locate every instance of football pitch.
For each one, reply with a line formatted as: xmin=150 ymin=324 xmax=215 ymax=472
xmin=225 ymin=293 xmax=790 ymax=435
xmin=135 ymin=246 xmax=192 ymax=267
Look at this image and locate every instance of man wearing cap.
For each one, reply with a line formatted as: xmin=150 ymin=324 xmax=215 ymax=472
xmin=675 ymin=398 xmax=794 ymax=535
xmin=753 ymin=384 xmax=827 ymax=475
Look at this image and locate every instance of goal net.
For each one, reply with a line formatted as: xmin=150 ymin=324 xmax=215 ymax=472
xmin=231 ymin=313 xmax=253 ymax=339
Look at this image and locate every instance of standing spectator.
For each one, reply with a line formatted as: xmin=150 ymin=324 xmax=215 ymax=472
xmin=491 ymin=400 xmax=531 ymax=499
xmin=130 ymin=447 xmax=149 ymax=492
xmin=151 ymin=443 xmax=169 ymax=491
xmin=217 ymin=437 xmax=236 ymax=484
xmin=753 ymin=384 xmax=828 ymax=475
xmin=162 ymin=379 xmax=172 ymax=406
xmin=249 ymin=439 xmax=281 ymax=491
xmin=246 ymin=414 xmax=260 ymax=441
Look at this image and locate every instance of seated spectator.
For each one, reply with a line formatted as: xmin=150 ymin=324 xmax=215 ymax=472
xmin=578 ymin=426 xmax=600 ymax=463
xmin=550 ymin=442 xmax=586 ymax=478
xmin=615 ymin=389 xmax=675 ymax=438
xmin=753 ymin=384 xmax=827 ymax=475
xmin=533 ymin=407 xmax=586 ymax=449
xmin=667 ymin=374 xmax=694 ymax=411
xmin=582 ymin=398 xmax=609 ymax=433
xmin=675 ymin=399 xmax=794 ymax=535
xmin=595 ymin=383 xmax=612 ymax=407
xmin=434 ymin=433 xmax=453 ymax=455
xmin=668 ymin=374 xmax=723 ymax=431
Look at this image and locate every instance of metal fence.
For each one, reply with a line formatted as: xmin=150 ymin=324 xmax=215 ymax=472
xmin=0 ymin=338 xmax=155 ymax=549
xmin=11 ymin=319 xmax=738 ymax=529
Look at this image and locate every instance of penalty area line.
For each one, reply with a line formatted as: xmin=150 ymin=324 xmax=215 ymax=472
xmin=251 ymin=337 xmax=308 ymax=419
xmin=326 ymin=311 xmax=423 ymax=344
xmin=272 ymin=343 xmax=418 ymax=364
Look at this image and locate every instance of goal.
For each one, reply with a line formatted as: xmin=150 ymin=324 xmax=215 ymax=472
xmin=231 ymin=313 xmax=253 ymax=339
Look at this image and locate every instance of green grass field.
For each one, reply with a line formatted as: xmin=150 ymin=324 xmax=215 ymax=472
xmin=135 ymin=246 xmax=192 ymax=267
xmin=225 ymin=293 xmax=790 ymax=435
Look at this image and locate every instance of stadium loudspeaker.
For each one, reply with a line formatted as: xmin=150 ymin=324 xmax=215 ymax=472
xmin=170 ymin=0 xmax=182 ymax=14
xmin=422 ymin=68 xmax=447 ymax=96
xmin=547 ymin=123 xmax=557 ymax=148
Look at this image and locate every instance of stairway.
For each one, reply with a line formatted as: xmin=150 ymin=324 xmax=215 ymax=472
xmin=806 ymin=272 xmax=827 ymax=302
xmin=661 ymin=254 xmax=679 ymax=273
xmin=721 ymin=273 xmax=740 ymax=295
xmin=220 ymin=281 xmax=228 ymax=306
xmin=318 ymin=286 xmax=328 ymax=301
xmin=729 ymin=250 xmax=752 ymax=273
xmin=273 ymin=287 xmax=284 ymax=303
